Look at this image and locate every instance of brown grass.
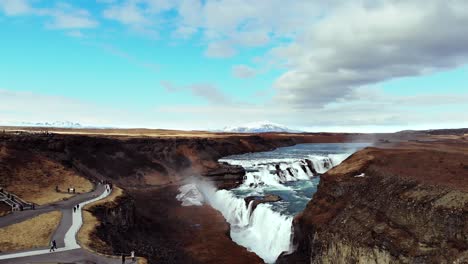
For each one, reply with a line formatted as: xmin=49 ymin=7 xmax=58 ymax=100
xmin=326 ymin=148 xmax=375 ymax=178
xmin=1 ymin=126 xmax=238 ymax=138
xmin=0 ymin=211 xmax=62 ymax=252
xmin=0 ymin=126 xmax=347 ymax=140
xmin=0 ymin=147 xmax=93 ymax=205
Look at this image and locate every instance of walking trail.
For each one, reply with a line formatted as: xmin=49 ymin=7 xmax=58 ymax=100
xmin=0 ymin=184 xmax=128 ymax=264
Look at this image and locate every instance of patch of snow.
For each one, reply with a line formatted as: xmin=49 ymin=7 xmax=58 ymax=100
xmin=221 ymin=121 xmax=302 ymax=133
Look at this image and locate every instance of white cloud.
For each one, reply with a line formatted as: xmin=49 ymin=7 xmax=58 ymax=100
xmin=154 ymin=84 xmax=468 ymax=131
xmin=96 ymin=0 xmax=117 ymax=3
xmin=0 ymin=0 xmax=31 ymax=15
xmin=204 ymin=41 xmax=236 ymax=58
xmin=0 ymin=89 xmax=131 ymax=126
xmin=272 ymin=0 xmax=468 ymax=107
xmin=103 ymin=1 xmax=148 ymax=25
xmin=100 ymin=1 xmax=326 ymax=58
xmin=66 ymin=30 xmax=84 ymax=38
xmin=1 ymin=86 xmax=466 ymax=132
xmin=41 ymin=4 xmax=98 ymax=29
xmin=232 ymin=65 xmax=256 ymax=79
xmin=0 ymin=1 xmax=98 ymax=29
xmin=172 ymin=25 xmax=198 ymax=39
xmin=96 ymin=43 xmax=161 ymax=72
xmin=160 ymin=81 xmax=231 ymax=104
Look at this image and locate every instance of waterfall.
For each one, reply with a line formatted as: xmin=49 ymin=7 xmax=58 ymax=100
xmin=224 ymin=154 xmax=352 ymax=189
xmin=176 ymin=146 xmax=360 ymax=263
xmin=177 ymin=180 xmax=293 ymax=263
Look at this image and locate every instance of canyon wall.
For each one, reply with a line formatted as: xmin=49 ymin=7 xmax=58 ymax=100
xmin=0 ymin=133 xmax=299 ymax=189
xmin=278 ymin=142 xmax=468 ymax=264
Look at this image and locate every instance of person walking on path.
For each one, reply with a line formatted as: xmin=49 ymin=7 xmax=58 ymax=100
xmin=73 ymin=206 xmax=76 ymax=213
xmin=49 ymin=240 xmax=56 ymax=252
xmin=121 ymin=253 xmax=126 ymax=264
xmin=76 ymin=204 xmax=79 ymax=209
xmin=131 ymin=251 xmax=135 ymax=261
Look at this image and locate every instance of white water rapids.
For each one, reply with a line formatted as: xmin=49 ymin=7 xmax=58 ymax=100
xmin=176 ymin=143 xmax=369 ymax=263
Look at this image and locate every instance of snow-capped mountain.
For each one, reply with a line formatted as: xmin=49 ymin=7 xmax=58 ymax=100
xmin=221 ymin=121 xmax=301 ymax=133
xmin=18 ymin=121 xmax=83 ymax=128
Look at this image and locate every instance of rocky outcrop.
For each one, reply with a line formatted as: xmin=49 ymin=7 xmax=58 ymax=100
xmin=92 ymin=194 xmax=136 ymax=230
xmin=245 ymin=194 xmax=282 ymax=211
xmin=202 ymin=162 xmax=246 ymax=189
xmin=278 ymin=143 xmax=468 ymax=264
xmin=305 ymin=159 xmax=318 ymax=175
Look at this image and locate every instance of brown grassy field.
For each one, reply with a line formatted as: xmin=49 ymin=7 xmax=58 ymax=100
xmin=0 ymin=126 xmax=361 ymax=140
xmin=1 ymin=126 xmax=236 ymax=138
xmin=0 ymin=145 xmax=93 ymax=205
xmin=0 ymin=211 xmax=62 ymax=252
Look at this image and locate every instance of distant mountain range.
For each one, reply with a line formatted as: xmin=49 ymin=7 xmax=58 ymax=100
xmin=3 ymin=120 xmax=303 ymax=133
xmin=17 ymin=121 xmax=83 ymax=128
xmin=221 ymin=121 xmax=301 ymax=133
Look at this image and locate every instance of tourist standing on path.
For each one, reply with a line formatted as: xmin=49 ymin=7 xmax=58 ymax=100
xmin=73 ymin=206 xmax=76 ymax=213
xmin=131 ymin=250 xmax=135 ymax=261
xmin=121 ymin=253 xmax=126 ymax=264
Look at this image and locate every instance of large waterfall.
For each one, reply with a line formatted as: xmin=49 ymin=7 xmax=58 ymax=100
xmin=176 ymin=143 xmax=369 ymax=263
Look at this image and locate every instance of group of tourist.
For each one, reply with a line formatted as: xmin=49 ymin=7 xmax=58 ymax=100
xmin=73 ymin=203 xmax=80 ymax=213
xmin=121 ymin=251 xmax=136 ymax=263
xmin=55 ymin=185 xmax=77 ymax=194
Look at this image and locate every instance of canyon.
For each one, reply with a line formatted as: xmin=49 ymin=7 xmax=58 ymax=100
xmin=0 ymin=128 xmax=466 ymax=263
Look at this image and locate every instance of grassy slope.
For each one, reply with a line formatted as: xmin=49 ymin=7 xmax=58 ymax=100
xmin=0 ymin=145 xmax=93 ymax=205
xmin=0 ymin=211 xmax=62 ymax=252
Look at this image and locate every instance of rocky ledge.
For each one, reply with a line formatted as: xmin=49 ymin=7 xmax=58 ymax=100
xmin=244 ymin=194 xmax=282 ymax=211
xmin=278 ymin=140 xmax=468 ymax=263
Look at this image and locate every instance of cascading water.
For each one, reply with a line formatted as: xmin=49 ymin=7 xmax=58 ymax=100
xmin=176 ymin=143 xmax=370 ymax=263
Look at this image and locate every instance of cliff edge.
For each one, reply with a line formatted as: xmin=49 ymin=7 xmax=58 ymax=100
xmin=279 ymin=140 xmax=468 ymax=263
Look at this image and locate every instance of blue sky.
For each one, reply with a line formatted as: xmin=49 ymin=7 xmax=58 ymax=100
xmin=0 ymin=0 xmax=467 ymax=132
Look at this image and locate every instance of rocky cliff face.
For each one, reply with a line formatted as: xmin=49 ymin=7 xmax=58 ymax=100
xmin=0 ymin=133 xmax=296 ymax=188
xmin=278 ymin=142 xmax=468 ymax=264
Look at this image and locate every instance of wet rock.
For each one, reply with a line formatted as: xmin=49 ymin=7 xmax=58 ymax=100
xmin=305 ymin=159 xmax=318 ymax=175
xmin=274 ymin=164 xmax=288 ymax=182
xmin=244 ymin=194 xmax=282 ymax=211
xmin=203 ymin=162 xmax=245 ymax=189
